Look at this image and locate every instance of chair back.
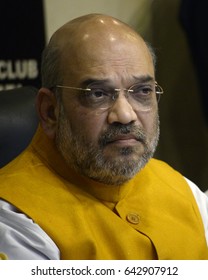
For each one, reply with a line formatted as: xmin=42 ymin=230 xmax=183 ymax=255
xmin=0 ymin=86 xmax=39 ymax=168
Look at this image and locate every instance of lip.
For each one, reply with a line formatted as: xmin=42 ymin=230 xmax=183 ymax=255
xmin=107 ymin=135 xmax=140 ymax=146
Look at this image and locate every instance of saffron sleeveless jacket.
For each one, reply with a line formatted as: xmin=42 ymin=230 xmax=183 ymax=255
xmin=0 ymin=127 xmax=208 ymax=259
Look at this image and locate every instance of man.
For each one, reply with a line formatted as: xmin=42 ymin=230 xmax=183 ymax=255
xmin=0 ymin=14 xmax=208 ymax=260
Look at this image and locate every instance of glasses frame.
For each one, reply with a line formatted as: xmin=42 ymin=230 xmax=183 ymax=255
xmin=54 ymin=81 xmax=164 ymax=111
xmin=56 ymin=81 xmax=163 ymax=95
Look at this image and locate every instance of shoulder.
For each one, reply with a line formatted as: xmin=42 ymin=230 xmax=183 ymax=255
xmin=184 ymin=178 xmax=208 ymax=245
xmin=142 ymin=159 xmax=206 ymax=216
xmin=144 ymin=158 xmax=189 ymax=192
xmin=146 ymin=159 xmax=208 ymax=244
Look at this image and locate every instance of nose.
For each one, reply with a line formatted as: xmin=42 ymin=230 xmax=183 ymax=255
xmin=107 ymin=94 xmax=137 ymax=124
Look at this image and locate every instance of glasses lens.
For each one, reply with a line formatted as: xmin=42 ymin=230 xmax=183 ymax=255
xmin=127 ymin=83 xmax=155 ymax=111
xmin=78 ymin=85 xmax=112 ymax=109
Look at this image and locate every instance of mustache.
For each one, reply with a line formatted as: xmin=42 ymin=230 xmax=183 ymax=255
xmin=99 ymin=123 xmax=147 ymax=147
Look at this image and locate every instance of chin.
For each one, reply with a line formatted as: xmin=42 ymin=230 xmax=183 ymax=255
xmin=86 ymin=154 xmax=148 ymax=186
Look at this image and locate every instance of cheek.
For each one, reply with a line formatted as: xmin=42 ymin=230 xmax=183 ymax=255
xmin=139 ymin=110 xmax=159 ymax=137
xmin=67 ymin=108 xmax=107 ymax=142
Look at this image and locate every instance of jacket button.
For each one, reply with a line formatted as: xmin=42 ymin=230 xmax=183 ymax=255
xmin=0 ymin=252 xmax=8 ymax=260
xmin=126 ymin=212 xmax=140 ymax=224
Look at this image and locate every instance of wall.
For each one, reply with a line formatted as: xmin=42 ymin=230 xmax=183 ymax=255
xmin=43 ymin=0 xmax=149 ymax=41
xmin=43 ymin=0 xmax=208 ymax=190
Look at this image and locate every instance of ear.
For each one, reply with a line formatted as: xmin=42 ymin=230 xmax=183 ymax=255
xmin=36 ymin=87 xmax=59 ymax=140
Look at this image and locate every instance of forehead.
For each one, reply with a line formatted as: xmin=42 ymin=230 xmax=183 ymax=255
xmin=64 ymin=44 xmax=154 ymax=85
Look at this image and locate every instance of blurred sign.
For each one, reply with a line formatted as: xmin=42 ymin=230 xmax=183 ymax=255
xmin=0 ymin=0 xmax=45 ymax=90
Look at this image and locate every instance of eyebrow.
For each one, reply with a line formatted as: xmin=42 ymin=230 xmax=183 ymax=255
xmin=80 ymin=75 xmax=154 ymax=88
xmin=132 ymin=75 xmax=154 ymax=84
xmin=80 ymin=79 xmax=109 ymax=88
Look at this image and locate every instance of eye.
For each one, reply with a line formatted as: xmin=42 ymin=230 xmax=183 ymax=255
xmin=130 ymin=84 xmax=153 ymax=97
xmin=89 ymin=88 xmax=107 ymax=99
xmin=79 ymin=87 xmax=110 ymax=107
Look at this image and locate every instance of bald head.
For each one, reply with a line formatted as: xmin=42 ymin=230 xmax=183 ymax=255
xmin=38 ymin=14 xmax=159 ymax=183
xmin=41 ymin=13 xmax=155 ymax=89
xmin=53 ymin=14 xmax=142 ymax=44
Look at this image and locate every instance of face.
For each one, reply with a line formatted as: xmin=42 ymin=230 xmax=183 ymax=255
xmin=55 ymin=22 xmax=160 ymax=185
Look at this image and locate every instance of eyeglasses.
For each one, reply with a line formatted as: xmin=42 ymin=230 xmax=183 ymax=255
xmin=55 ymin=81 xmax=163 ymax=112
